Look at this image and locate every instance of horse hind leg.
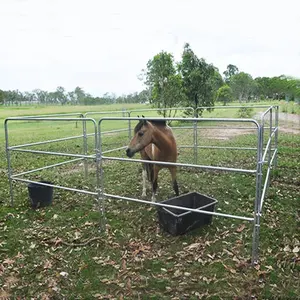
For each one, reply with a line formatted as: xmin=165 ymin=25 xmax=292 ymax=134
xmin=170 ymin=167 xmax=179 ymax=196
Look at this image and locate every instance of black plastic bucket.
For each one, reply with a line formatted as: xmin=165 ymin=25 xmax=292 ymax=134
xmin=28 ymin=181 xmax=53 ymax=209
xmin=157 ymin=192 xmax=218 ymax=236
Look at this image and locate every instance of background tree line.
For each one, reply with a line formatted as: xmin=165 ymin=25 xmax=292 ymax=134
xmin=1 ymin=43 xmax=299 ymax=107
xmin=0 ymin=86 xmax=150 ymax=106
xmin=143 ymin=43 xmax=300 ymax=114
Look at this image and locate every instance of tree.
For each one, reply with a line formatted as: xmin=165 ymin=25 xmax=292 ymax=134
xmin=215 ymin=85 xmax=233 ymax=105
xmin=229 ymin=72 xmax=256 ymax=102
xmin=211 ymin=68 xmax=224 ymax=99
xmin=145 ymin=51 xmax=185 ymax=116
xmin=54 ymin=86 xmax=67 ymax=104
xmin=153 ymin=74 xmax=187 ymax=117
xmin=0 ymin=89 xmax=4 ymax=105
xmin=74 ymin=87 xmax=86 ymax=104
xmin=178 ymin=43 xmax=216 ymax=116
xmin=223 ymin=64 xmax=239 ymax=84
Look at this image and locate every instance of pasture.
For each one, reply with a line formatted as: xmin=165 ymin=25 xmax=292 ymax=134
xmin=0 ymin=102 xmax=299 ymax=299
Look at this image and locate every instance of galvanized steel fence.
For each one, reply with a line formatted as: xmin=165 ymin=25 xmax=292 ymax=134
xmin=4 ymin=105 xmax=279 ymax=265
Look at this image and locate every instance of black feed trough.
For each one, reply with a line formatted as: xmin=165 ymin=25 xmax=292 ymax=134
xmin=28 ymin=181 xmax=54 ymax=209
xmin=157 ymin=192 xmax=218 ymax=236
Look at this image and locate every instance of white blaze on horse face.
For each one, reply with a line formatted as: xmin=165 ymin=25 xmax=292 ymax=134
xmin=142 ymin=168 xmax=147 ymax=197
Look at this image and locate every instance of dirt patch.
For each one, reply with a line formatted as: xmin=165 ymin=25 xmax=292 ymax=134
xmin=198 ymin=127 xmax=255 ymax=140
xmin=255 ymin=111 xmax=300 ymax=135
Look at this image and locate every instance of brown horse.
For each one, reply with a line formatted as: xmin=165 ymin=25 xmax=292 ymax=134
xmin=126 ymin=118 xmax=179 ymax=201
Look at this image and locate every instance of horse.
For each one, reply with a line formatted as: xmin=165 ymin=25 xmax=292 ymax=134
xmin=126 ymin=117 xmax=179 ymax=201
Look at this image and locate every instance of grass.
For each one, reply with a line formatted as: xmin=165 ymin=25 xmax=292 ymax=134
xmin=0 ymin=102 xmax=299 ymax=299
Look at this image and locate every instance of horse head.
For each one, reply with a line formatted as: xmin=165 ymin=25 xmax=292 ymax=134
xmin=126 ymin=118 xmax=154 ymax=158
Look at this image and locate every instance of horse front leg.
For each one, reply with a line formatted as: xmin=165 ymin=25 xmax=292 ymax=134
xmin=151 ymin=166 xmax=159 ymax=202
xmin=142 ymin=164 xmax=147 ymax=198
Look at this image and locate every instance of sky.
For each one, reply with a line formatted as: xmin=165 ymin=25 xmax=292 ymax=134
xmin=0 ymin=0 xmax=300 ymax=97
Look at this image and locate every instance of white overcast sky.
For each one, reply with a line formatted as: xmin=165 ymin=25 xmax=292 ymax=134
xmin=1 ymin=0 xmax=300 ymax=96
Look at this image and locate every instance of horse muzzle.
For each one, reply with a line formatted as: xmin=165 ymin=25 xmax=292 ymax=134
xmin=126 ymin=148 xmax=135 ymax=158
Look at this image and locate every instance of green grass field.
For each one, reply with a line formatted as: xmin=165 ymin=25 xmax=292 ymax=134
xmin=0 ymin=102 xmax=299 ymax=299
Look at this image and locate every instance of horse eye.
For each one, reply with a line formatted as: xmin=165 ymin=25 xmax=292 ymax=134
xmin=138 ymin=131 xmax=144 ymax=137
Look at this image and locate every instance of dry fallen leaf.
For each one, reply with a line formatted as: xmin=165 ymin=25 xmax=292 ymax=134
xmin=236 ymin=224 xmax=246 ymax=233
xmin=292 ymin=246 xmax=299 ymax=253
xmin=223 ymin=263 xmax=237 ymax=274
xmin=2 ymin=258 xmax=14 ymax=265
xmin=184 ymin=243 xmax=201 ymax=251
xmin=173 ymin=269 xmax=182 ymax=278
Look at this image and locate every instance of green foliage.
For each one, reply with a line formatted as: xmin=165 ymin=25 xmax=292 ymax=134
xmin=145 ymin=51 xmax=187 ymax=117
xmin=179 ymin=43 xmax=216 ymax=116
xmin=237 ymin=106 xmax=254 ymax=118
xmin=223 ymin=64 xmax=239 ymax=84
xmin=229 ymin=72 xmax=257 ymax=102
xmin=215 ymin=85 xmax=233 ymax=105
xmin=281 ymin=104 xmax=288 ymax=113
xmin=0 ymin=89 xmax=4 ymax=104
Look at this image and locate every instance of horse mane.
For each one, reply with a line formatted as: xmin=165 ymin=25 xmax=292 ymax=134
xmin=134 ymin=119 xmax=166 ymax=133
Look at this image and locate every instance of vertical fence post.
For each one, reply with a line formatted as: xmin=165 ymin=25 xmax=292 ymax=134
xmin=5 ymin=120 xmax=14 ymax=206
xmin=193 ymin=108 xmax=198 ymax=164
xmin=267 ymin=107 xmax=273 ymax=190
xmin=82 ymin=114 xmax=88 ymax=178
xmin=128 ymin=111 xmax=132 ymax=141
xmin=252 ymin=125 xmax=263 ymax=265
xmin=274 ymin=106 xmax=279 ymax=170
xmin=96 ymin=121 xmax=106 ymax=232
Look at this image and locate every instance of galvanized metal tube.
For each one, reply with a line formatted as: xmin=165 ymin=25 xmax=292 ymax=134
xmin=82 ymin=115 xmax=88 ymax=178
xmin=196 ymin=105 xmax=274 ymax=111
xmin=85 ymin=110 xmax=131 ymax=117
xmin=193 ymin=118 xmax=198 ymax=164
xmin=102 ymin=155 xmax=256 ymax=174
xmin=274 ymin=106 xmax=279 ymax=169
xmin=252 ymin=125 xmax=263 ymax=265
xmin=99 ymin=116 xmax=260 ymax=128
xmin=101 ymin=128 xmax=129 ymax=135
xmin=103 ymin=193 xmax=254 ymax=222
xmin=96 ymin=121 xmax=106 ymax=232
xmin=9 ymin=134 xmax=84 ymax=150
xmin=20 ymin=112 xmax=84 ymax=119
xmin=259 ymin=149 xmax=277 ymax=212
xmin=188 ymin=145 xmax=258 ymax=151
xmin=6 ymin=116 xmax=97 ymax=123
xmin=128 ymin=111 xmax=132 ymax=140
xmin=10 ymin=148 xmax=95 ymax=159
xmin=102 ymin=146 xmax=127 ymax=154
xmin=129 ymin=107 xmax=194 ymax=114
xmin=261 ymin=106 xmax=274 ymax=122
xmin=12 ymin=177 xmax=97 ymax=196
xmin=196 ymin=126 xmax=258 ymax=130
xmin=11 ymin=158 xmax=83 ymax=177
xmin=171 ymin=126 xmax=194 ymax=129
xmin=4 ymin=121 xmax=14 ymax=206
xmin=268 ymin=108 xmax=273 ymax=174
xmin=262 ymin=129 xmax=277 ymax=162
